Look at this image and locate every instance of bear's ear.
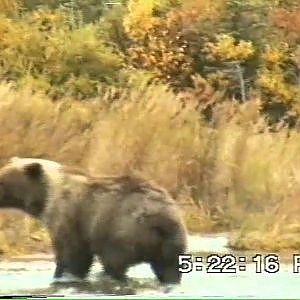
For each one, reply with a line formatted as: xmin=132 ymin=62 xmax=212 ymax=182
xmin=24 ymin=163 xmax=43 ymax=179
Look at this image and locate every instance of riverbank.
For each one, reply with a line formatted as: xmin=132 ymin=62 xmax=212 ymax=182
xmin=1 ymin=234 xmax=300 ymax=298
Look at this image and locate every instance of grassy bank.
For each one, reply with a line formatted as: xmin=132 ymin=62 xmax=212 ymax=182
xmin=0 ymin=211 xmax=51 ymax=256
xmin=0 ymin=83 xmax=300 ymax=253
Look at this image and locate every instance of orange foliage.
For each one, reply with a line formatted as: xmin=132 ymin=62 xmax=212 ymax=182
xmin=271 ymin=8 xmax=300 ymax=44
xmin=125 ymin=0 xmax=224 ymax=88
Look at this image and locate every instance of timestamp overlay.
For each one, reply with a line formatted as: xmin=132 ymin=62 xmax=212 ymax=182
xmin=178 ymin=254 xmax=283 ymax=274
xmin=173 ymin=234 xmax=300 ymax=298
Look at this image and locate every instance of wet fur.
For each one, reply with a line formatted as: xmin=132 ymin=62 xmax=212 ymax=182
xmin=0 ymin=158 xmax=187 ymax=284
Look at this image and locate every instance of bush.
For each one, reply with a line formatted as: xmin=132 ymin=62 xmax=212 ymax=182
xmin=0 ymin=9 xmax=124 ymax=99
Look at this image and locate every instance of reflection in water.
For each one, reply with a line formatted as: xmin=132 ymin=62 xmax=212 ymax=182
xmin=1 ymin=234 xmax=300 ymax=298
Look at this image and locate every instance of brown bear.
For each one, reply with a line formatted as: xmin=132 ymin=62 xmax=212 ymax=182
xmin=0 ymin=157 xmax=187 ymax=284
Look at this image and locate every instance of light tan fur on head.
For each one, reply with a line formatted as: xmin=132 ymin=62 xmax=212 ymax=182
xmin=0 ymin=158 xmax=49 ymax=215
xmin=6 ymin=157 xmax=67 ymax=212
xmin=9 ymin=157 xmax=62 ymax=170
xmin=8 ymin=157 xmax=64 ymax=184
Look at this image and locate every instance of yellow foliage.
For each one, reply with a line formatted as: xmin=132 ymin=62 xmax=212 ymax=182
xmin=205 ymin=34 xmax=255 ymax=62
xmin=125 ymin=4 xmax=195 ymax=86
xmin=262 ymin=44 xmax=289 ymax=67
xmin=0 ymin=16 xmax=45 ymax=74
xmin=124 ymin=0 xmax=181 ymax=39
xmin=256 ymin=68 xmax=298 ymax=103
xmin=0 ymin=10 xmax=124 ymax=98
xmin=123 ymin=0 xmax=160 ymax=40
xmin=292 ymin=46 xmax=300 ymax=69
xmin=26 ymin=8 xmax=69 ymax=31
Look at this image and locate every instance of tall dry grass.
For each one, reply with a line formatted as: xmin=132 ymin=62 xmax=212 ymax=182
xmin=0 ymin=83 xmax=103 ymax=166
xmin=0 ymin=0 xmax=21 ymax=16
xmin=0 ymin=82 xmax=300 ymax=252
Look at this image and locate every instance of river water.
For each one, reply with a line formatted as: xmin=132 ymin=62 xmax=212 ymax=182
xmin=1 ymin=233 xmax=300 ymax=298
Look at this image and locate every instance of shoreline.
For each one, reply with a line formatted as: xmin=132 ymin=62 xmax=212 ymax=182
xmin=1 ymin=233 xmax=300 ymax=264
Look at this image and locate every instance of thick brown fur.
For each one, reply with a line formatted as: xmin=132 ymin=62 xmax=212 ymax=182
xmin=0 ymin=158 xmax=187 ymax=284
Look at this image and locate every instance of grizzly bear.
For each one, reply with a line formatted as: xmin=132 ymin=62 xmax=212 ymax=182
xmin=0 ymin=157 xmax=187 ymax=284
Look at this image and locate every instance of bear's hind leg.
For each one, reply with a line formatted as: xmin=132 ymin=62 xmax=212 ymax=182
xmin=150 ymin=259 xmax=182 ymax=284
xmin=99 ymin=246 xmax=130 ymax=282
xmin=65 ymin=250 xmax=93 ymax=279
xmin=102 ymin=262 xmax=127 ymax=282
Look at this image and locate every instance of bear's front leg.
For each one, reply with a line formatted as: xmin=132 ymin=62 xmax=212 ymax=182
xmin=51 ymin=235 xmax=67 ymax=280
xmin=54 ymin=259 xmax=65 ymax=279
xmin=52 ymin=241 xmax=73 ymax=282
xmin=52 ymin=235 xmax=94 ymax=281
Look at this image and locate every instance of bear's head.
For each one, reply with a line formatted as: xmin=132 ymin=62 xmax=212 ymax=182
xmin=0 ymin=157 xmax=62 ymax=216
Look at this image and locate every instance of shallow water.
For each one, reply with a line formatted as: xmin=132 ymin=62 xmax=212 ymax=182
xmin=1 ymin=233 xmax=300 ymax=298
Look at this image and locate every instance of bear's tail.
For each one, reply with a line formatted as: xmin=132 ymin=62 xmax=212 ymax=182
xmin=163 ymin=219 xmax=187 ymax=260
xmin=149 ymin=213 xmax=187 ymax=284
xmin=150 ymin=213 xmax=187 ymax=257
